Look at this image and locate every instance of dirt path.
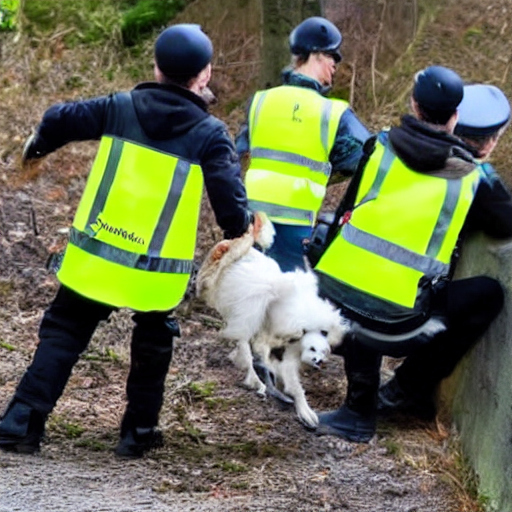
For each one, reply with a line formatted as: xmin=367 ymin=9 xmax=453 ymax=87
xmin=0 ymin=187 xmax=463 ymax=511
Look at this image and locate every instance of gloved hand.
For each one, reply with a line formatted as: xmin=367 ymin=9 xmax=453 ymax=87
xmin=21 ymin=131 xmax=49 ymax=169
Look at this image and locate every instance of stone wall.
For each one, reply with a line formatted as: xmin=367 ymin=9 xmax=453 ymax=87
xmin=440 ymin=233 xmax=512 ymax=512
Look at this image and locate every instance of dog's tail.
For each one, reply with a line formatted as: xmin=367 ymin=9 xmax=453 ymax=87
xmin=196 ymin=212 xmax=275 ymax=302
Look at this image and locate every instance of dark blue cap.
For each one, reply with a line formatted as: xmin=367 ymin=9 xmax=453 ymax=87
xmin=454 ymin=84 xmax=511 ymax=137
xmin=155 ymin=24 xmax=213 ymax=80
xmin=413 ymin=65 xmax=463 ymax=115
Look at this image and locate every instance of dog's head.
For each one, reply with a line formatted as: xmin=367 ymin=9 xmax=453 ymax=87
xmin=300 ymin=331 xmax=331 ymax=369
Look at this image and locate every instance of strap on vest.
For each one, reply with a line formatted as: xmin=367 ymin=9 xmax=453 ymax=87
xmin=248 ymin=199 xmax=315 ymax=223
xmin=69 ymin=227 xmax=194 ymax=274
xmin=250 ymin=147 xmax=332 ymax=176
xmin=85 ymin=138 xmax=124 ymax=235
xmin=342 ymin=222 xmax=449 ymax=278
xmin=148 ymin=159 xmax=191 ymax=256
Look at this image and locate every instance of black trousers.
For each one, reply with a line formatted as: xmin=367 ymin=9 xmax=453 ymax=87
xmin=14 ymin=285 xmax=177 ymax=429
xmin=343 ymin=276 xmax=504 ymax=399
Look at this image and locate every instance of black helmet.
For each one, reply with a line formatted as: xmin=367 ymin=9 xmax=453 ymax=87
xmin=412 ymin=65 xmax=463 ymax=118
xmin=155 ymin=24 xmax=213 ymax=80
xmin=289 ymin=17 xmax=342 ymax=62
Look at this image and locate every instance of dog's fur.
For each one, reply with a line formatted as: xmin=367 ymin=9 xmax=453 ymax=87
xmin=196 ymin=214 xmax=349 ymax=427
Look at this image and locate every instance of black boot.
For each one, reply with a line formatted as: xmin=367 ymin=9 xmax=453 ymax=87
xmin=377 ymin=377 xmax=436 ymax=421
xmin=316 ymin=405 xmax=376 ymax=442
xmin=315 ymin=371 xmax=379 ymax=443
xmin=115 ymin=426 xmax=164 ymax=458
xmin=115 ymin=314 xmax=177 ymax=459
xmin=0 ymin=400 xmax=46 ymax=454
xmin=315 ymin=335 xmax=381 ymax=443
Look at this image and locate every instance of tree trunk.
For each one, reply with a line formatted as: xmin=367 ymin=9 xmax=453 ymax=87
xmin=260 ymin=0 xmax=321 ymax=89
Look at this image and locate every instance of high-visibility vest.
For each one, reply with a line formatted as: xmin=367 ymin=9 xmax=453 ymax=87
xmin=315 ymin=140 xmax=480 ymax=310
xmin=57 ymin=135 xmax=203 ymax=312
xmin=245 ymin=85 xmax=348 ymax=226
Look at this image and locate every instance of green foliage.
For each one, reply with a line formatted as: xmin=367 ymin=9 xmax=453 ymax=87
xmin=0 ymin=0 xmax=19 ymax=31
xmin=0 ymin=341 xmax=16 ymax=351
xmin=21 ymin=0 xmax=188 ymax=48
xmin=22 ymin=0 xmax=123 ymax=46
xmin=120 ymin=0 xmax=187 ymax=46
xmin=188 ymin=380 xmax=216 ymax=399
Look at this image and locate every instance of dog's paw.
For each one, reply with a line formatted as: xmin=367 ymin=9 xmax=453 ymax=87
xmin=242 ymin=372 xmax=267 ymax=396
xmin=297 ymin=406 xmax=319 ymax=429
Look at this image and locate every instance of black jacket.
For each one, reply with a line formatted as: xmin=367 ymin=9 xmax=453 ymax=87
xmin=29 ymin=82 xmax=251 ymax=239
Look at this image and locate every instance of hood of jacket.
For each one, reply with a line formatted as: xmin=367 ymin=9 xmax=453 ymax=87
xmin=388 ymin=115 xmax=476 ymax=178
xmin=130 ymin=82 xmax=209 ymax=140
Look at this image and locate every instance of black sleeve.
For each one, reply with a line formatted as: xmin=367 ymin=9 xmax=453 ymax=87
xmin=201 ymin=124 xmax=252 ymax=239
xmin=31 ymin=95 xmax=110 ymax=155
xmin=466 ymin=170 xmax=512 ymax=239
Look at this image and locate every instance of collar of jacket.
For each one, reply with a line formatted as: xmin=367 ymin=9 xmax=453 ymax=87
xmin=387 ymin=115 xmax=476 ymax=177
xmin=133 ymin=81 xmax=209 ymax=111
xmin=281 ymin=68 xmax=331 ymax=96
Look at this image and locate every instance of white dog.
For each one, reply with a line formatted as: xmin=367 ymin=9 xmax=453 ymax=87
xmin=196 ymin=213 xmax=349 ymax=427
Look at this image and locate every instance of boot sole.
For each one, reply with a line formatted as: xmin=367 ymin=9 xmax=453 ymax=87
xmin=0 ymin=441 xmax=40 ymax=454
xmin=314 ymin=424 xmax=374 ymax=443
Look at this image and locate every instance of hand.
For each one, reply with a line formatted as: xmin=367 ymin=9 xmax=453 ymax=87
xmin=20 ymin=132 xmax=48 ymax=169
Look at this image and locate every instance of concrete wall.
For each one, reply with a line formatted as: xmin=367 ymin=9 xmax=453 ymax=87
xmin=440 ymin=233 xmax=512 ymax=512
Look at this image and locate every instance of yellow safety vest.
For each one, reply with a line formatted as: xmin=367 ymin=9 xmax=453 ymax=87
xmin=57 ymin=135 xmax=203 ymax=312
xmin=315 ymin=140 xmax=480 ymax=309
xmin=245 ymin=85 xmax=348 ymax=226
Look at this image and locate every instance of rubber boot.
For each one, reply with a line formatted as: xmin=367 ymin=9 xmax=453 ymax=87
xmin=0 ymin=400 xmax=46 ymax=454
xmin=315 ymin=371 xmax=379 ymax=443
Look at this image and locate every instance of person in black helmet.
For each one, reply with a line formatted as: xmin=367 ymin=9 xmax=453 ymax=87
xmin=311 ymin=66 xmax=512 ymax=443
xmin=235 ymin=16 xmax=370 ymax=272
xmin=0 ymin=24 xmax=252 ymax=458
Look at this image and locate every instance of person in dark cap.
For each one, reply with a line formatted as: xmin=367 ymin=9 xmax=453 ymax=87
xmin=0 ymin=24 xmax=252 ymax=458
xmin=235 ymin=16 xmax=370 ymax=272
xmin=309 ymin=66 xmax=512 ymax=443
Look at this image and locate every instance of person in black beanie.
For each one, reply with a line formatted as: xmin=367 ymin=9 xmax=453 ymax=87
xmin=0 ymin=24 xmax=252 ymax=458
xmin=311 ymin=66 xmax=512 ymax=443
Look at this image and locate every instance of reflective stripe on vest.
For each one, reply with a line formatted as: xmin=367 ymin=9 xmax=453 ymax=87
xmin=245 ymin=86 xmax=348 ymax=225
xmin=315 ymin=141 xmax=480 ymax=309
xmin=57 ymin=135 xmax=204 ymax=312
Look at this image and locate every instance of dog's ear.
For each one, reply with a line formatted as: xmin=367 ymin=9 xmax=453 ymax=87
xmin=211 ymin=240 xmax=231 ymax=261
